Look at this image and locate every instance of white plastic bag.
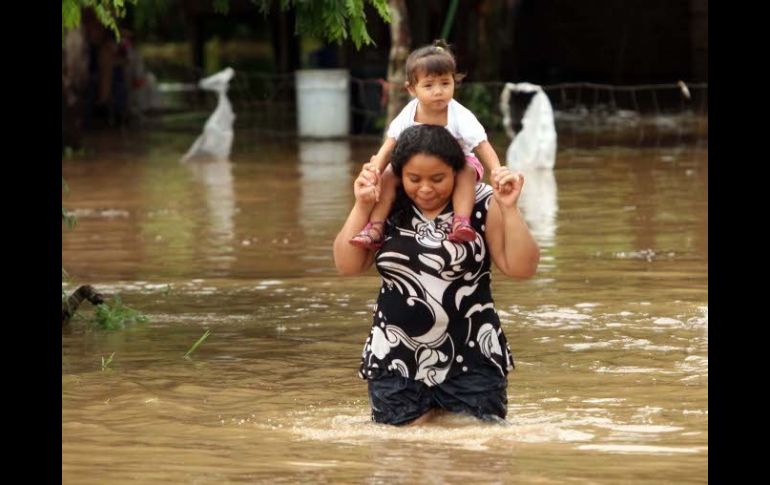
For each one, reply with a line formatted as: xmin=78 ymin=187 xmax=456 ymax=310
xmin=499 ymin=82 xmax=557 ymax=170
xmin=181 ymin=67 xmax=235 ymax=162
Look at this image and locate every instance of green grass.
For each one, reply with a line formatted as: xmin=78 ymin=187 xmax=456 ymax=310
xmin=91 ymin=296 xmax=149 ymax=330
xmin=184 ymin=330 xmax=211 ymax=359
xmin=101 ymin=352 xmax=116 ymax=371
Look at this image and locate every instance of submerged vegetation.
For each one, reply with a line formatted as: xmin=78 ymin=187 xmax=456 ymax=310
xmin=62 ymin=178 xmax=148 ymax=330
xmin=91 ymin=296 xmax=149 ymax=330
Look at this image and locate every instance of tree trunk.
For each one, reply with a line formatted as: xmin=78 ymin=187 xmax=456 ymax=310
xmin=486 ymin=0 xmax=520 ymax=82
xmin=271 ymin=5 xmax=300 ymax=74
xmin=385 ymin=0 xmax=412 ymax=138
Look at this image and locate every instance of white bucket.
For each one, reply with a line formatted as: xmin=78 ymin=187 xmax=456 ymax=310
xmin=295 ymin=69 xmax=350 ymax=138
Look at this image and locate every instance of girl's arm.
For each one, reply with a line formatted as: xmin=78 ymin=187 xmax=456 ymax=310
xmin=485 ymin=169 xmax=540 ymax=278
xmin=473 ymin=140 xmax=503 ymax=173
xmin=369 ymin=137 xmax=398 ymax=173
xmin=333 ymin=165 xmax=381 ymax=275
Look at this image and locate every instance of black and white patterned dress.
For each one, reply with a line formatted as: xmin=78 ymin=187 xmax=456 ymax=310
xmin=358 ymin=184 xmax=515 ymax=387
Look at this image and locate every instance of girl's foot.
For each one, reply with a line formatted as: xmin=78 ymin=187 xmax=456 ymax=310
xmin=448 ymin=215 xmax=476 ymax=242
xmin=349 ymin=221 xmax=385 ymax=250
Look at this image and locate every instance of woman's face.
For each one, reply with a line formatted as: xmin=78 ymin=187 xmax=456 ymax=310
xmin=401 ymin=153 xmax=456 ymax=214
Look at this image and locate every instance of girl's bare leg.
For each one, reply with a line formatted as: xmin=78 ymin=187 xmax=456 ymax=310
xmin=449 ymin=164 xmax=478 ymax=241
xmin=349 ymin=165 xmax=398 ymax=248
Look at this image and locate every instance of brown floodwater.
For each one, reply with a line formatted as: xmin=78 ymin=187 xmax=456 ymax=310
xmin=62 ymin=127 xmax=707 ymax=484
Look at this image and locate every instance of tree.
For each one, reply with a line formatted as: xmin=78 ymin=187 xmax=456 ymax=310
xmin=62 ymin=0 xmax=135 ymax=41
xmin=63 ymin=1 xmax=391 ymax=48
xmin=250 ymin=0 xmax=390 ymax=50
xmin=62 ymin=0 xmax=399 ymax=132
xmin=385 ymin=0 xmax=410 ymax=133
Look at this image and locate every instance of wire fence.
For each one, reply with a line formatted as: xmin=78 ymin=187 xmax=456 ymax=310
xmin=147 ymin=70 xmax=708 ymax=146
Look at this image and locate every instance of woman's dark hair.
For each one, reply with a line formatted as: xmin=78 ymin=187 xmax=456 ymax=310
xmin=390 ymin=124 xmax=466 ymax=176
xmin=387 ymin=124 xmax=466 ymax=228
xmin=404 ymin=39 xmax=466 ymax=85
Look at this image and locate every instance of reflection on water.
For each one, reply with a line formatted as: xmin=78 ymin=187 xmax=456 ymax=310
xmin=517 ymin=168 xmax=558 ymax=248
xmin=185 ymin=159 xmax=236 ymax=268
xmin=62 ymin=130 xmax=707 ymax=484
xmin=298 ymin=140 xmax=352 ymax=239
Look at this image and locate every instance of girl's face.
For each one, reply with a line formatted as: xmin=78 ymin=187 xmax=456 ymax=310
xmin=401 ymin=152 xmax=456 ymax=215
xmin=407 ymin=71 xmax=455 ymax=111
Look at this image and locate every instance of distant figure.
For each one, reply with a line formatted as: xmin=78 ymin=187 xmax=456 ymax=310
xmin=181 ymin=67 xmax=236 ymax=162
xmin=500 ymin=82 xmax=557 ymax=170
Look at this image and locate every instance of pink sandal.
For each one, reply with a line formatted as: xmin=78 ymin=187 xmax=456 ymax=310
xmin=448 ymin=215 xmax=476 ymax=242
xmin=349 ymin=221 xmax=385 ymax=250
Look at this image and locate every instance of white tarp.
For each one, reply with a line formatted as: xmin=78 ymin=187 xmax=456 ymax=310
xmin=181 ymin=67 xmax=235 ymax=162
xmin=500 ymin=82 xmax=558 ymax=245
xmin=499 ymin=82 xmax=557 ymax=170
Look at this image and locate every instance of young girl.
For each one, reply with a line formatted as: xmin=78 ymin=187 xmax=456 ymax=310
xmin=349 ymin=40 xmax=504 ymax=249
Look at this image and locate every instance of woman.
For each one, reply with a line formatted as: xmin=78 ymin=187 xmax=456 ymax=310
xmin=333 ymin=125 xmax=539 ymax=426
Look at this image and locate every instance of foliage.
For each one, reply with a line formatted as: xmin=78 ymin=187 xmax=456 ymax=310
xmin=62 ymin=0 xmax=137 ymax=40
xmin=91 ymin=296 xmax=149 ymax=330
xmin=64 ymin=0 xmax=390 ymax=51
xmin=252 ymin=0 xmax=391 ymax=49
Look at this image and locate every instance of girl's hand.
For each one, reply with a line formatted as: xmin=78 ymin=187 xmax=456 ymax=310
xmin=354 ymin=162 xmax=381 ymax=205
xmin=491 ymin=167 xmax=524 ymax=209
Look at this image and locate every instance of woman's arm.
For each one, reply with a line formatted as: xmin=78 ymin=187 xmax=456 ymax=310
xmin=333 ymin=164 xmax=381 ymax=275
xmin=485 ymin=169 xmax=540 ymax=278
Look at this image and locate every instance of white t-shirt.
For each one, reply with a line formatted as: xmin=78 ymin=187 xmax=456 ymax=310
xmin=386 ymin=98 xmax=487 ymax=156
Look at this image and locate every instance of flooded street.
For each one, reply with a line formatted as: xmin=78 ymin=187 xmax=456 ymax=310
xmin=62 ymin=128 xmax=707 ymax=484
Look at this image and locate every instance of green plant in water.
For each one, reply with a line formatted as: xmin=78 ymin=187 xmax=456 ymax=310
xmin=63 ymin=146 xmax=87 ymax=159
xmin=61 ymin=268 xmax=71 ymax=306
xmin=62 ymin=207 xmax=77 ymax=230
xmin=101 ymin=352 xmax=115 ymax=371
xmin=62 ymin=178 xmax=77 ymax=230
xmin=184 ymin=330 xmax=211 ymax=359
xmin=91 ymin=296 xmax=149 ymax=330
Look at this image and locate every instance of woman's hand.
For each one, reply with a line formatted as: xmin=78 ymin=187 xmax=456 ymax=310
xmin=486 ymin=167 xmax=539 ymax=279
xmin=354 ymin=159 xmax=381 ymax=206
xmin=491 ymin=167 xmax=524 ymax=210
